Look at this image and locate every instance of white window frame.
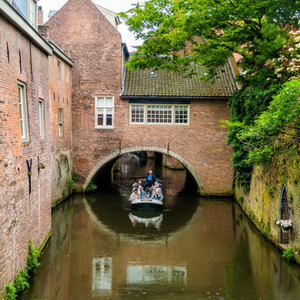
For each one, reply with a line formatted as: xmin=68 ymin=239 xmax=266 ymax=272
xmin=39 ymin=99 xmax=45 ymax=140
xmin=28 ymin=0 xmax=37 ymax=29
xmin=18 ymin=81 xmax=29 ymax=142
xmin=95 ymin=96 xmax=114 ymax=129
xmin=58 ymin=108 xmax=63 ymax=137
xmin=129 ymin=104 xmax=190 ymax=125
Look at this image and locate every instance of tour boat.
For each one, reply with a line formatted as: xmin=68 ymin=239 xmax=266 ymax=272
xmin=130 ymin=196 xmax=164 ymax=211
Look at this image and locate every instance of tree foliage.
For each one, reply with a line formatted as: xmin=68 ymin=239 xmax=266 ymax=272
xmin=238 ymin=78 xmax=300 ymax=167
xmin=223 ymin=73 xmax=282 ymax=189
xmin=120 ymin=0 xmax=299 ymax=80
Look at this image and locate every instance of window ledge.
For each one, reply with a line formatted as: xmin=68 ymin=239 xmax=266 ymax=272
xmin=95 ymin=127 xmax=114 ymax=130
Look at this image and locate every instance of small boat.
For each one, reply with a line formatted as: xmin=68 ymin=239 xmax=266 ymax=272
xmin=130 ymin=194 xmax=164 ymax=211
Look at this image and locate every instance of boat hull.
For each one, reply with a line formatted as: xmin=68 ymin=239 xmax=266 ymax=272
xmin=131 ymin=199 xmax=163 ymax=211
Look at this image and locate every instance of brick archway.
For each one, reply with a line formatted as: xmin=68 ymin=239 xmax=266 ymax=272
xmin=82 ymin=146 xmax=204 ymax=193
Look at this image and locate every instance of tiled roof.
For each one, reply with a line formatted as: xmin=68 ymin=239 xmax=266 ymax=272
xmin=121 ymin=61 xmax=239 ymax=99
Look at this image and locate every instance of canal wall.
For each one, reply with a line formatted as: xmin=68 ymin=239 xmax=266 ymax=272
xmin=235 ymin=159 xmax=300 ymax=263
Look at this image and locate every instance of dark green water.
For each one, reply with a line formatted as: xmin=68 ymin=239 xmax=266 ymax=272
xmin=21 ymin=157 xmax=300 ymax=300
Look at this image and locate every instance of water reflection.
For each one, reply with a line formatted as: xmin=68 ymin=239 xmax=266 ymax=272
xmin=93 ymin=257 xmax=112 ymax=292
xmin=129 ymin=212 xmax=163 ymax=230
xmin=127 ymin=265 xmax=187 ymax=286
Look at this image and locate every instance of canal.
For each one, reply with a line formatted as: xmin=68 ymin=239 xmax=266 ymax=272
xmin=21 ymin=154 xmax=300 ymax=299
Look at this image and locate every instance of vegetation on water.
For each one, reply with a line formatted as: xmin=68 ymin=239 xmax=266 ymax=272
xmin=282 ymin=247 xmax=295 ymax=262
xmin=84 ymin=181 xmax=97 ymax=192
xmin=4 ymin=241 xmax=40 ymax=300
xmin=68 ymin=177 xmax=75 ymax=192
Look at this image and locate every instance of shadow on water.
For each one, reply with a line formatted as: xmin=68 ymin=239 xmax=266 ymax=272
xmin=20 ymin=154 xmax=300 ymax=300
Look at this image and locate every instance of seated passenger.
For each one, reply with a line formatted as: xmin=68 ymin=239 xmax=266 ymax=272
xmin=129 ymin=189 xmax=139 ymax=201
xmin=137 ymin=185 xmax=145 ymax=199
xmin=155 ymin=182 xmax=162 ymax=193
xmin=151 ymin=184 xmax=156 ymax=194
xmin=152 ymin=188 xmax=162 ymax=200
xmin=132 ymin=180 xmax=143 ymax=192
xmin=144 ymin=187 xmax=152 ymax=198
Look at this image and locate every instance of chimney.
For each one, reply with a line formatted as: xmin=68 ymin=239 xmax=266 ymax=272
xmin=38 ymin=6 xmax=43 ymax=25
xmin=38 ymin=25 xmax=50 ymax=41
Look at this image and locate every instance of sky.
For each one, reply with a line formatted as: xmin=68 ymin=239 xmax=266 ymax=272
xmin=38 ymin=0 xmax=143 ymax=51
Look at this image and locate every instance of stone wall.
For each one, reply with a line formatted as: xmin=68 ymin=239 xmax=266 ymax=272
xmin=235 ymin=160 xmax=300 ymax=262
xmin=0 ymin=13 xmax=51 ymax=294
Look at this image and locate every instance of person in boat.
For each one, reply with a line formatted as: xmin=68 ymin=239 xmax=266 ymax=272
xmin=151 ymin=188 xmax=162 ymax=200
xmin=154 ymin=182 xmax=162 ymax=193
xmin=144 ymin=187 xmax=152 ymax=198
xmin=132 ymin=180 xmax=143 ymax=191
xmin=137 ymin=185 xmax=145 ymax=199
xmin=144 ymin=170 xmax=156 ymax=188
xmin=151 ymin=184 xmax=156 ymax=195
xmin=129 ymin=189 xmax=139 ymax=201
xmin=155 ymin=181 xmax=162 ymax=188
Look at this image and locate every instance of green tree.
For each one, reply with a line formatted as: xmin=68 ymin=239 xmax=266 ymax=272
xmin=224 ymin=73 xmax=282 ymax=188
xmin=238 ymin=78 xmax=300 ymax=167
xmin=120 ymin=0 xmax=299 ymax=80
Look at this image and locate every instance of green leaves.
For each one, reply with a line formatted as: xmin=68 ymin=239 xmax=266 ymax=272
xmin=233 ymin=78 xmax=300 ymax=169
xmin=121 ymin=0 xmax=299 ymax=81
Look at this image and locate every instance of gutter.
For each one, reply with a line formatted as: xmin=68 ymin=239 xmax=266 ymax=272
xmin=120 ymin=95 xmax=231 ymax=101
xmin=0 ymin=0 xmax=52 ymax=55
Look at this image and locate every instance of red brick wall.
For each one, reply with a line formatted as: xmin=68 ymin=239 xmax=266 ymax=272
xmin=0 ymin=16 xmax=51 ymax=293
xmin=45 ymin=0 xmax=123 ymax=179
xmin=48 ymin=52 xmax=73 ymax=202
xmin=45 ymin=0 xmax=233 ymax=196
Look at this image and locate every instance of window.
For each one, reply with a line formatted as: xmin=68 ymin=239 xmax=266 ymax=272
xmin=147 ymin=106 xmax=172 ymax=124
xmin=18 ymin=82 xmax=29 ymax=142
xmin=58 ymin=108 xmax=63 ymax=137
xmin=57 ymin=61 xmax=61 ymax=79
xmin=29 ymin=0 xmax=37 ymax=28
xmin=130 ymin=104 xmax=190 ymax=125
xmin=95 ymin=96 xmax=114 ymax=128
xmin=39 ymin=99 xmax=45 ymax=139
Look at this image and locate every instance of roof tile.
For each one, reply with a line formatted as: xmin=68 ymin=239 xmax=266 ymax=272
xmin=121 ymin=61 xmax=239 ymax=98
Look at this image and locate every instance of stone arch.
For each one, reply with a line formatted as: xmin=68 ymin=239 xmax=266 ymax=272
xmin=82 ymin=146 xmax=204 ymax=193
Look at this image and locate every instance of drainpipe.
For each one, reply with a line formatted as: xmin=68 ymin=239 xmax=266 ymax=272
xmin=120 ymin=43 xmax=124 ymax=96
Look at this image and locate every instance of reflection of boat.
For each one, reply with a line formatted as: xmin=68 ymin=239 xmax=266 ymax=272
xmin=129 ymin=212 xmax=163 ymax=229
xmin=130 ymin=196 xmax=164 ymax=211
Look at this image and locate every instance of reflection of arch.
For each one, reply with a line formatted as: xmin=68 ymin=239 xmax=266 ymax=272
xmin=279 ymin=185 xmax=289 ymax=244
xmin=82 ymin=147 xmax=204 ymax=193
xmin=82 ymin=197 xmax=203 ymax=243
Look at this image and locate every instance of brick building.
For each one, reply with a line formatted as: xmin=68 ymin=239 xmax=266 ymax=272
xmin=45 ymin=0 xmax=238 ymax=196
xmin=0 ymin=0 xmax=52 ymax=293
xmin=0 ymin=0 xmax=72 ymax=294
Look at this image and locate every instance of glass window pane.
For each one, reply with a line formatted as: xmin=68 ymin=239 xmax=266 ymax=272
xmin=97 ymin=115 xmax=104 ymax=126
xmin=131 ymin=105 xmax=144 ymax=123
xmin=105 ymin=97 xmax=113 ymax=107
xmin=106 ymin=114 xmax=112 ymax=126
xmin=97 ymin=97 xmax=105 ymax=107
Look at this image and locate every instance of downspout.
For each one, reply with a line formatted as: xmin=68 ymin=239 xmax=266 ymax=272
xmin=120 ymin=43 xmax=124 ymax=96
